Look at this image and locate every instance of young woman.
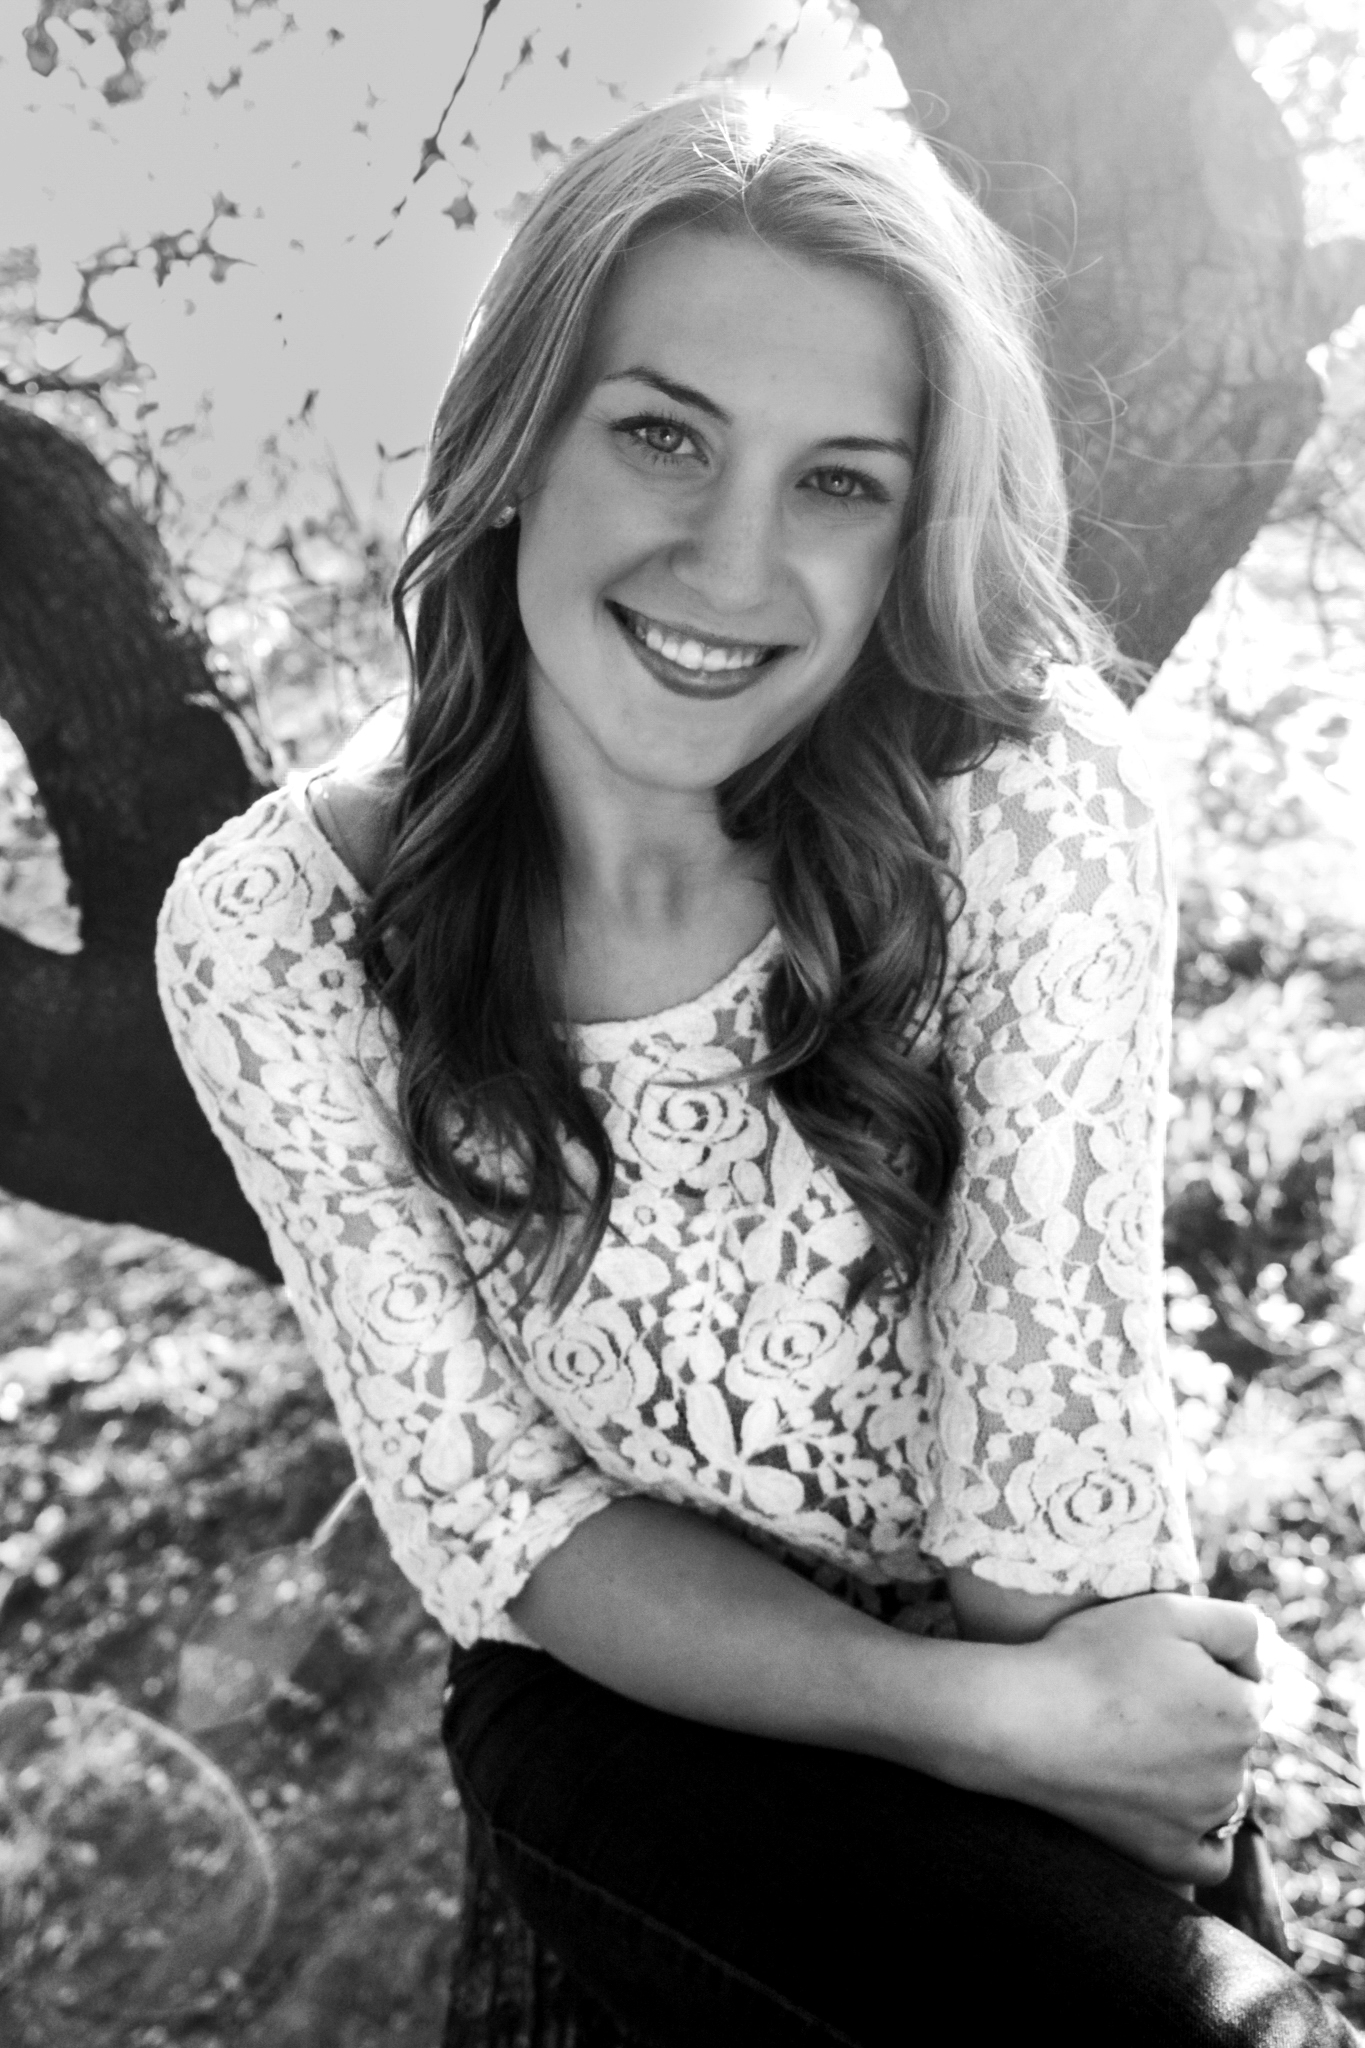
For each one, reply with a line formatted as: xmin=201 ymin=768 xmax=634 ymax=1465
xmin=157 ymin=92 xmax=1353 ymax=2046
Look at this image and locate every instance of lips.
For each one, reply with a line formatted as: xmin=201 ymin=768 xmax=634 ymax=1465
xmin=607 ymin=601 xmax=787 ymax=700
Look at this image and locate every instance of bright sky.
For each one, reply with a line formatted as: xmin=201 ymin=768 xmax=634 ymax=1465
xmin=3 ymin=5 xmax=1362 ymax=910
xmin=0 ymin=0 xmax=906 ymax=534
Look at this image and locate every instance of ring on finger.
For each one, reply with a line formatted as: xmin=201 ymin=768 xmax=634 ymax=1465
xmin=1209 ymin=1785 xmax=1252 ymax=1843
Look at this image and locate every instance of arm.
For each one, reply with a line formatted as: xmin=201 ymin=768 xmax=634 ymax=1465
xmin=155 ymin=801 xmax=633 ymax=1647
xmin=945 ymin=1567 xmax=1097 ymax=1642
xmin=294 ymin=751 xmax=1107 ymax=1666
xmin=507 ymin=685 xmax=1261 ymax=1882
xmin=921 ymin=676 xmax=1200 ymax=1642
xmin=162 ymin=729 xmax=1257 ymax=1882
xmin=509 ymin=1495 xmax=1264 ymax=1886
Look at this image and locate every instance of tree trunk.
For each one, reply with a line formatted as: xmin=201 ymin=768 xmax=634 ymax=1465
xmin=2 ymin=11 xmax=1361 ymax=2043
xmin=3 ymin=0 xmax=1356 ymax=1328
xmin=0 ymin=402 xmax=277 ymax=1275
xmin=858 ymin=0 xmax=1336 ymax=672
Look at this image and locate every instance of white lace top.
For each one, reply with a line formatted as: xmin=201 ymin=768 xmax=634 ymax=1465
xmin=156 ymin=664 xmax=1197 ymax=1647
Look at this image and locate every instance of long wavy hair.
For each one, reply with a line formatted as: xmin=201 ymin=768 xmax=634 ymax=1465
xmin=362 ymin=90 xmax=1118 ymax=1307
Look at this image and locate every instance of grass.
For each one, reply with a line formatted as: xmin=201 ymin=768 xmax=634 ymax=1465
xmin=1 ymin=483 xmax=1363 ymax=2036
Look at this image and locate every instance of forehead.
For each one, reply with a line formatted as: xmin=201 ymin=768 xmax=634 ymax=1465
xmin=583 ymin=226 xmax=923 ymax=431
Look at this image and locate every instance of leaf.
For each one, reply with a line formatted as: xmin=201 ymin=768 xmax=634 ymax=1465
xmin=500 ymin=33 xmax=536 ymax=92
xmin=1258 ymin=686 xmax=1312 ymax=725
xmin=685 ymin=1381 xmax=736 ymax=1466
xmin=415 ymin=134 xmax=445 ymax=181
xmin=102 ymin=64 xmax=143 ymax=106
xmin=171 ymin=1484 xmax=365 ymax=1734
xmin=0 ymin=1693 xmax=276 ymax=2014
xmin=739 ymin=1395 xmax=781 ymax=1457
xmin=441 ymin=193 xmax=477 ymax=232
xmin=173 ymin=1550 xmax=332 ymax=1734
xmin=742 ymin=1464 xmax=805 ymax=1519
xmin=23 ymin=24 xmax=57 ymax=76
xmin=176 ymin=1641 xmax=275 ymax=1729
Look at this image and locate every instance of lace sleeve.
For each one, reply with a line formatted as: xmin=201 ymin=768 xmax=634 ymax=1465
xmin=155 ymin=804 xmax=631 ymax=1647
xmin=920 ymin=671 xmax=1198 ymax=1598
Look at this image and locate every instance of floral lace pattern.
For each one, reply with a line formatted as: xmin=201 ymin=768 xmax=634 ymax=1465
xmin=156 ymin=666 xmax=1196 ymax=1647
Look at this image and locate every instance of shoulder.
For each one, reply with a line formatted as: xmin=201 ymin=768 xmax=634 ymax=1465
xmin=158 ymin=700 xmax=406 ymax=971
xmin=156 ymin=780 xmax=362 ymax=1006
xmin=940 ymin=664 xmax=1166 ymax=867
xmin=936 ymin=664 xmax=1172 ymax=963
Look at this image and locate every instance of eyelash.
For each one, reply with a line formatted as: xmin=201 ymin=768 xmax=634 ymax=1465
xmin=612 ymin=411 xmax=891 ymax=509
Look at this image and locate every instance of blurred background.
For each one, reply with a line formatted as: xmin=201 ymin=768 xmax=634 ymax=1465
xmin=0 ymin=3 xmax=1363 ymax=2043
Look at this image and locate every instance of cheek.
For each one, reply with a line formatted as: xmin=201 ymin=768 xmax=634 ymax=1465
xmin=517 ymin=491 xmax=581 ymax=619
xmin=517 ymin=474 xmax=641 ymax=636
xmin=804 ymin=528 xmax=900 ymax=654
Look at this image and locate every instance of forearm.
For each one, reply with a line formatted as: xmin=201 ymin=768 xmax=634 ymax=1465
xmin=508 ymin=1495 xmax=1019 ymax=1797
xmin=508 ymin=1496 xmax=1267 ymax=1886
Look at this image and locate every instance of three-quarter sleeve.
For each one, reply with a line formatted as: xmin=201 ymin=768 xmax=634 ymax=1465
xmin=155 ymin=796 xmax=631 ymax=1646
xmin=920 ymin=670 xmax=1198 ymax=1597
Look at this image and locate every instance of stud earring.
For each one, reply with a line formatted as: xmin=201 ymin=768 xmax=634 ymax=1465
xmin=491 ymin=503 xmax=517 ymax=528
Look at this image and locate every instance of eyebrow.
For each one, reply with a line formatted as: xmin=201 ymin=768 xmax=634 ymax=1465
xmin=598 ymin=364 xmax=916 ymax=464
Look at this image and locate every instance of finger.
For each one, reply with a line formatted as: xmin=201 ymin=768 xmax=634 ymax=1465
xmin=1182 ymin=1834 xmax=1237 ymax=1889
xmin=1210 ymin=1676 xmax=1270 ymax=1763
xmin=1194 ymin=1771 xmax=1253 ymax=1842
xmin=1200 ymin=1668 xmax=1269 ymax=1753
xmin=1127 ymin=1822 xmax=1236 ymax=1890
xmin=1140 ymin=1822 xmax=1237 ymax=1889
xmin=1179 ymin=1597 xmax=1263 ymax=1679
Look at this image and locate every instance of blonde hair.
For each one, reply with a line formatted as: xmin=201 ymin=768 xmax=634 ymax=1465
xmin=365 ymin=90 xmax=1118 ymax=1303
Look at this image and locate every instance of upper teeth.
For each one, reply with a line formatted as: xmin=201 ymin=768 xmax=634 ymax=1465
xmin=625 ymin=610 xmax=769 ymax=673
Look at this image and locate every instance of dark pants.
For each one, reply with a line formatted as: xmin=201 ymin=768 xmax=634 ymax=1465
xmin=441 ymin=1641 xmax=1355 ymax=2048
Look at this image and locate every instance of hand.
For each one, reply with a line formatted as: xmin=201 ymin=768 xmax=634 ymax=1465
xmin=1000 ymin=1593 xmax=1267 ymax=1885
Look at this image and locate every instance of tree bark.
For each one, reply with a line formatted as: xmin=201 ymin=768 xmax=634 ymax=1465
xmin=1 ymin=15 xmax=1360 ymax=2040
xmin=858 ymin=0 xmax=1340 ymax=672
xmin=0 ymin=402 xmax=277 ymax=1274
xmin=3 ymin=0 xmax=1356 ymax=1272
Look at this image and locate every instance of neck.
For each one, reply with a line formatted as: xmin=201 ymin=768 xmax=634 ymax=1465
xmin=530 ymin=692 xmax=764 ymax=936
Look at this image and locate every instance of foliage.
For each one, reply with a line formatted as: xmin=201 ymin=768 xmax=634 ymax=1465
xmin=0 ymin=509 xmax=1363 ymax=2026
xmin=1220 ymin=0 xmax=1365 ymax=241
xmin=1122 ymin=282 xmax=1365 ymax=1998
xmin=0 ymin=1203 xmax=461 ymax=2048
xmin=0 ymin=1690 xmax=275 ymax=2035
xmin=1 ymin=0 xmax=1363 ymax=2034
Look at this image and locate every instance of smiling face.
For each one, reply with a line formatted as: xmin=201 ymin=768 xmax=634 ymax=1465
xmin=515 ymin=226 xmax=923 ymax=807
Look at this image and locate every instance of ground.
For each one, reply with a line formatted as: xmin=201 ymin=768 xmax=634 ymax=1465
xmin=2 ymin=500 xmax=1364 ymax=2041
xmin=0 ymin=1200 xmax=463 ymax=2047
xmin=1 ymin=1185 xmax=1364 ymax=2042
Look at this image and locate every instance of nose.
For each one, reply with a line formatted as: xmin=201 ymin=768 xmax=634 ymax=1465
xmin=669 ymin=466 xmax=784 ymax=621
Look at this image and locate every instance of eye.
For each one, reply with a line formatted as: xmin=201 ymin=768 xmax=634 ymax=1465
xmin=807 ymin=466 xmax=886 ymax=505
xmin=614 ymin=412 xmax=702 ymax=463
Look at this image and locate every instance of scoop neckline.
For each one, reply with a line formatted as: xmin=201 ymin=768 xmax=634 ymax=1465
xmin=571 ymin=922 xmax=780 ymax=1051
xmin=282 ymin=773 xmax=779 ymax=1040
